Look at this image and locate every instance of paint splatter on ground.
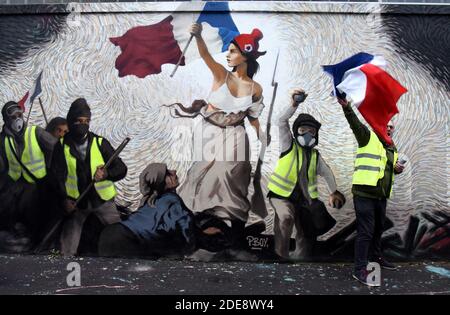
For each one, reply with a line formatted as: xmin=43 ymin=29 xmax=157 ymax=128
xmin=425 ymin=266 xmax=450 ymax=278
xmin=0 ymin=254 xmax=448 ymax=295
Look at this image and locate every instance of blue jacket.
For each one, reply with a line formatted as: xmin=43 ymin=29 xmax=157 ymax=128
xmin=121 ymin=192 xmax=195 ymax=250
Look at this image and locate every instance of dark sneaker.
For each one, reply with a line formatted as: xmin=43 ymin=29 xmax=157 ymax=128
xmin=372 ymin=257 xmax=397 ymax=270
xmin=352 ymin=269 xmax=381 ymax=287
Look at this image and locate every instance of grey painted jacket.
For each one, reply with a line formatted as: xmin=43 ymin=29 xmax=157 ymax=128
xmin=268 ymin=104 xmax=337 ymax=205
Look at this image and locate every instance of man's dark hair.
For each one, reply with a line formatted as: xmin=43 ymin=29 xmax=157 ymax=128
xmin=46 ymin=117 xmax=67 ymax=133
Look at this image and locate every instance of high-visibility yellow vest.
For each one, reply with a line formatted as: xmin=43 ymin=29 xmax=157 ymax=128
xmin=352 ymin=131 xmax=398 ymax=198
xmin=64 ymin=136 xmax=116 ymax=201
xmin=268 ymin=141 xmax=318 ymax=198
xmin=4 ymin=126 xmax=47 ymax=184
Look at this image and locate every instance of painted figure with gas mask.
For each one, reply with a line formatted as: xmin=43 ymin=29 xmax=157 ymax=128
xmin=0 ymin=101 xmax=59 ymax=252
xmin=267 ymin=89 xmax=346 ymax=260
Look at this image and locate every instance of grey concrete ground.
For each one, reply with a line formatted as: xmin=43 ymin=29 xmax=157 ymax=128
xmin=0 ymin=254 xmax=449 ymax=295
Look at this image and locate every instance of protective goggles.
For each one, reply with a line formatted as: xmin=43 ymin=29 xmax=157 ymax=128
xmin=297 ymin=126 xmax=317 ymax=136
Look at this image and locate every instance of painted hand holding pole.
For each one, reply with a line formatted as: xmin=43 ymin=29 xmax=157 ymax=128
xmin=34 ymin=137 xmax=131 ymax=254
xmin=250 ymin=50 xmax=280 ymax=219
xmin=74 ymin=137 xmax=130 ymax=208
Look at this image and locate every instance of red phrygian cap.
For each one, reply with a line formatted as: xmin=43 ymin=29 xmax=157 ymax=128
xmin=233 ymin=28 xmax=266 ymax=59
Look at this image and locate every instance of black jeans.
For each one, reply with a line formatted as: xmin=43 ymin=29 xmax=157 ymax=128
xmin=354 ymin=195 xmax=387 ymax=272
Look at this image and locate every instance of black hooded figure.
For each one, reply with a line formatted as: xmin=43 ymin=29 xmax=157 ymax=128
xmin=267 ymin=90 xmax=346 ymax=260
xmin=0 ymin=101 xmax=59 ymax=252
xmin=52 ymin=98 xmax=128 ymax=256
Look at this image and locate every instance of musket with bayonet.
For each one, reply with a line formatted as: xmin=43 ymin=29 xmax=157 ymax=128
xmin=250 ymin=50 xmax=280 ymax=219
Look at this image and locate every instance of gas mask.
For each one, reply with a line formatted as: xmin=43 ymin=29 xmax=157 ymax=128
xmin=297 ymin=132 xmax=316 ymax=148
xmin=292 ymin=113 xmax=321 ymax=149
xmin=2 ymin=102 xmax=25 ymax=136
xmin=296 ymin=125 xmax=317 ymax=148
xmin=10 ymin=117 xmax=24 ymax=133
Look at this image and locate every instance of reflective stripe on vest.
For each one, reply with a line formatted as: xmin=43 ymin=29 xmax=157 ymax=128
xmin=64 ymin=136 xmax=117 ymax=201
xmin=64 ymin=143 xmax=79 ymax=199
xmin=308 ymin=151 xmax=318 ymax=199
xmin=4 ymin=126 xmax=46 ymax=183
xmin=4 ymin=138 xmax=21 ymax=181
xmin=268 ymin=142 xmax=318 ymax=198
xmin=352 ymin=131 xmax=398 ymax=197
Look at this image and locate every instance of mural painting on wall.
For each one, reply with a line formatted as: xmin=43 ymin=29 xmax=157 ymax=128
xmin=0 ymin=2 xmax=448 ymax=260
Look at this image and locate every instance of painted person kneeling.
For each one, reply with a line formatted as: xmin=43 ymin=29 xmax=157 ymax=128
xmin=98 ymin=163 xmax=258 ymax=260
xmin=99 ymin=163 xmax=231 ymax=258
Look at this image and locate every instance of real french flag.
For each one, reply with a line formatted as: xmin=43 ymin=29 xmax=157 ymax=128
xmin=323 ymin=53 xmax=407 ymax=145
xmin=110 ymin=2 xmax=239 ymax=78
xmin=322 ymin=52 xmax=387 ymax=99
xmin=18 ymin=70 xmax=43 ymax=111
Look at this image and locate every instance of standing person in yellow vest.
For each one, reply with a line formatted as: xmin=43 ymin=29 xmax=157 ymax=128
xmin=337 ymin=97 xmax=405 ymax=286
xmin=0 ymin=101 xmax=59 ymax=252
xmin=54 ymin=98 xmax=127 ymax=256
xmin=268 ymin=90 xmax=346 ymax=260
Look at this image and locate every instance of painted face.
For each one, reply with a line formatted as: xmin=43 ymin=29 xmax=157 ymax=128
xmin=6 ymin=107 xmax=24 ymax=134
xmin=387 ymin=120 xmax=395 ymax=137
xmin=7 ymin=109 xmax=23 ymax=121
xmin=165 ymin=169 xmax=179 ymax=190
xmin=71 ymin=116 xmax=90 ymax=139
xmin=53 ymin=123 xmax=69 ymax=139
xmin=226 ymin=43 xmax=247 ymax=68
xmin=297 ymin=126 xmax=317 ymax=136
xmin=73 ymin=117 xmax=90 ymax=125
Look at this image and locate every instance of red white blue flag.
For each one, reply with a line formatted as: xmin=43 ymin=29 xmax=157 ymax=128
xmin=18 ymin=70 xmax=43 ymax=111
xmin=110 ymin=2 xmax=239 ymax=78
xmin=323 ymin=53 xmax=407 ymax=144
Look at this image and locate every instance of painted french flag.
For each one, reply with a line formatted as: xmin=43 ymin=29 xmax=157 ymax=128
xmin=323 ymin=53 xmax=407 ymax=145
xmin=110 ymin=2 xmax=239 ymax=78
xmin=18 ymin=70 xmax=43 ymax=111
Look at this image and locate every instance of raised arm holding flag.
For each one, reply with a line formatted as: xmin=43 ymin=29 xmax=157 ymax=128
xmin=110 ymin=2 xmax=239 ymax=78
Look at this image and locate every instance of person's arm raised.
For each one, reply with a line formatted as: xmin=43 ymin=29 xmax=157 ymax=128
xmin=190 ymin=23 xmax=226 ymax=82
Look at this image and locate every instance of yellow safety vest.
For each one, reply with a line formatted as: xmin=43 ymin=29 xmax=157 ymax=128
xmin=64 ymin=136 xmax=116 ymax=201
xmin=268 ymin=141 xmax=318 ymax=198
xmin=352 ymin=131 xmax=398 ymax=198
xmin=4 ymin=126 xmax=47 ymax=184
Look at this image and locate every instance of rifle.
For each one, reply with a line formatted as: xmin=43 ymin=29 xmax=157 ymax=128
xmin=250 ymin=50 xmax=280 ymax=219
xmin=34 ymin=137 xmax=131 ymax=254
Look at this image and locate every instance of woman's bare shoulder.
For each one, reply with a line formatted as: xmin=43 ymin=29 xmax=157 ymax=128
xmin=212 ymin=67 xmax=228 ymax=84
xmin=252 ymin=81 xmax=263 ymax=100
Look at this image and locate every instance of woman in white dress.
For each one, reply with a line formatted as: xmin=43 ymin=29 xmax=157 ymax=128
xmin=172 ymin=23 xmax=267 ymax=240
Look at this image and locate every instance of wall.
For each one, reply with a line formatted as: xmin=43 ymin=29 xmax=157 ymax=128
xmin=0 ymin=1 xmax=448 ymax=259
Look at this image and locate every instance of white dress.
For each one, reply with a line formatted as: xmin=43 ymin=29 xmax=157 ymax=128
xmin=178 ymin=72 xmax=264 ymax=224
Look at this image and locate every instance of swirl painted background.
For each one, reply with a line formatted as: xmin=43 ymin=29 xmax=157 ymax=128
xmin=0 ymin=3 xmax=448 ymax=258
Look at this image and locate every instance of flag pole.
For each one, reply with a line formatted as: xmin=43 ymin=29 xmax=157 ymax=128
xmin=25 ymin=100 xmax=34 ymax=125
xmin=38 ymin=97 xmax=49 ymax=126
xmin=170 ymin=34 xmax=194 ymax=78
